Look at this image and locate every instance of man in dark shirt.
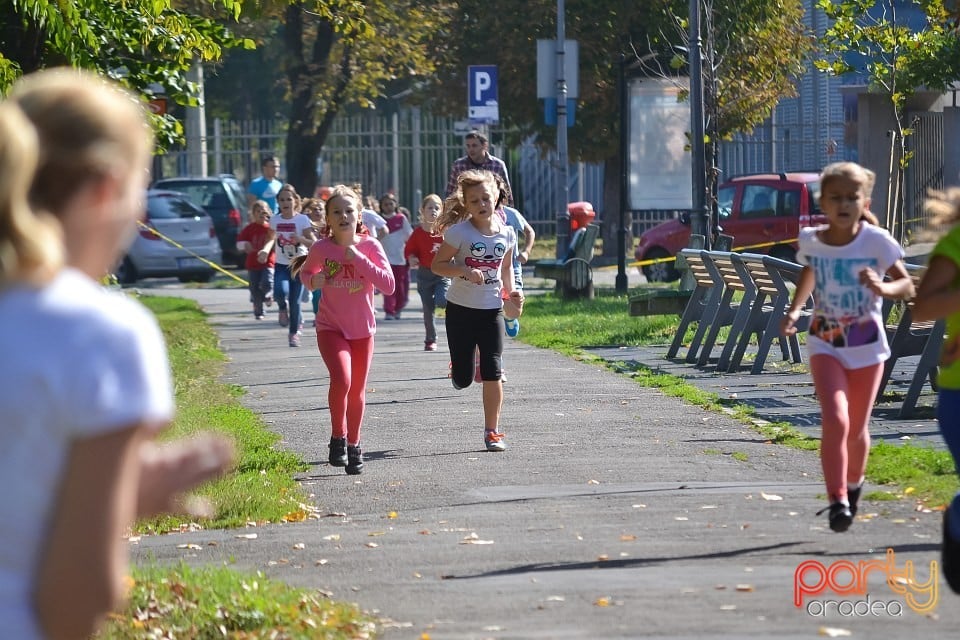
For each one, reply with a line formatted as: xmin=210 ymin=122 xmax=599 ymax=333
xmin=445 ymin=130 xmax=513 ymax=205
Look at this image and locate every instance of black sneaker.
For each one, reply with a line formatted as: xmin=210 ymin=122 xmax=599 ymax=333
xmin=817 ymin=502 xmax=853 ymax=533
xmin=847 ymin=485 xmax=862 ymax=517
xmin=328 ymin=437 xmax=347 ymax=467
xmin=346 ymin=444 xmax=364 ymax=475
xmin=943 ymin=507 xmax=960 ymax=593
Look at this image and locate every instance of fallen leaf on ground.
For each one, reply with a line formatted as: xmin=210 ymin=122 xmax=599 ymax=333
xmin=760 ymin=492 xmax=783 ymax=501
xmin=235 ymin=533 xmax=257 ymax=540
xmin=594 ymin=597 xmax=610 ymax=607
xmin=620 ymin=534 xmax=636 ymax=541
xmin=322 ymin=534 xmax=341 ymax=541
xmin=292 ymin=543 xmax=305 ymax=550
xmin=177 ymin=543 xmax=202 ymax=550
xmin=818 ymin=627 xmax=852 ymax=638
xmin=735 ymin=584 xmax=754 ymax=592
xmin=282 ymin=509 xmax=309 ymax=522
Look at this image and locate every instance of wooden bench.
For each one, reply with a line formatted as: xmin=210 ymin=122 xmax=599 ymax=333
xmin=878 ymin=264 xmax=945 ymax=418
xmin=533 ymin=223 xmax=600 ymax=299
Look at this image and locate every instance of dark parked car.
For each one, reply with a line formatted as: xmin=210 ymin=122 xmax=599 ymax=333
xmin=151 ymin=175 xmax=247 ymax=266
xmin=116 ymin=190 xmax=221 ymax=284
xmin=635 ymin=172 xmax=825 ymax=282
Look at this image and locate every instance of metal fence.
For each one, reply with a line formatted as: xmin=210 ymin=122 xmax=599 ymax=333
xmin=154 ymin=110 xmax=605 ymax=232
xmin=155 ymin=111 xmax=944 ymax=240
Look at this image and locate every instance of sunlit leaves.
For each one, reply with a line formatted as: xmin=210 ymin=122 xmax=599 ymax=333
xmin=1 ymin=0 xmax=248 ymax=148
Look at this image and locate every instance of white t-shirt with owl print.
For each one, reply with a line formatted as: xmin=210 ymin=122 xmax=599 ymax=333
xmin=442 ymin=220 xmax=517 ymax=310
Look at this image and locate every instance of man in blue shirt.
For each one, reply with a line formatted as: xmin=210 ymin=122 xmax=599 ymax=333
xmin=247 ymin=155 xmax=283 ymax=213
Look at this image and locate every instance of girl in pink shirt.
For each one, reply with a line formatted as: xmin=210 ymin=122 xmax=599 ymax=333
xmin=293 ymin=185 xmax=395 ymax=475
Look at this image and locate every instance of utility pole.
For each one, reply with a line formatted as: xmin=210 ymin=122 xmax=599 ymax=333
xmin=688 ymin=0 xmax=709 ymax=247
xmin=185 ymin=62 xmax=208 ymax=177
xmin=555 ymin=0 xmax=570 ymax=258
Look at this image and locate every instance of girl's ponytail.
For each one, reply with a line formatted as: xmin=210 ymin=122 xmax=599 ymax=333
xmin=0 ymin=102 xmax=63 ymax=289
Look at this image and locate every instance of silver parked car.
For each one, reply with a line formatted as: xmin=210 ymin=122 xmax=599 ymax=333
xmin=116 ymin=190 xmax=222 ymax=284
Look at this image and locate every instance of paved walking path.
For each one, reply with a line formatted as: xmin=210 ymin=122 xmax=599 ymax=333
xmin=134 ymin=275 xmax=957 ymax=639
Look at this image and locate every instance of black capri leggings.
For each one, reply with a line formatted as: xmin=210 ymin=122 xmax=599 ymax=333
xmin=445 ymin=301 xmax=504 ymax=388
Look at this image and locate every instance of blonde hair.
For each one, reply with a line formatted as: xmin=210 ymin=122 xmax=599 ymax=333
xmin=2 ymin=68 xmax=151 ymax=288
xmin=923 ymin=187 xmax=960 ymax=232
xmin=0 ymin=102 xmax=61 ymax=288
xmin=249 ymin=199 xmax=271 ymax=221
xmin=421 ymin=193 xmax=442 ymax=210
xmin=289 ymin=184 xmax=364 ymax=278
xmin=436 ymin=170 xmax=501 ymax=235
xmin=12 ymin=68 xmax=153 ymax=221
xmin=820 ymin=162 xmax=880 ymax=226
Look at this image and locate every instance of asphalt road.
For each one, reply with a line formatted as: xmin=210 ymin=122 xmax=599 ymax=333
xmin=133 ymin=276 xmax=957 ymax=639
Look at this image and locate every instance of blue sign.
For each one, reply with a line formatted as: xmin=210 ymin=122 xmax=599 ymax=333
xmin=468 ymin=65 xmax=499 ymax=124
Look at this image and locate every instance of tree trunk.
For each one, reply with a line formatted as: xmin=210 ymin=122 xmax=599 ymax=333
xmin=282 ymin=3 xmax=338 ymax=197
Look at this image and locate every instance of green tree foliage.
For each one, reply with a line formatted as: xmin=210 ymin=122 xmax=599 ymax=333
xmin=424 ymin=0 xmax=672 ymax=163
xmin=272 ymin=1 xmax=450 ymax=194
xmin=657 ymin=0 xmax=812 ymax=142
xmin=815 ymin=0 xmax=960 ymax=236
xmin=0 ymin=0 xmax=252 ymax=147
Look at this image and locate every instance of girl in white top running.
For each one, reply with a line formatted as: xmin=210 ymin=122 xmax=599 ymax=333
xmin=781 ymin=161 xmax=913 ymax=533
xmin=0 ymin=69 xmax=234 ymax=640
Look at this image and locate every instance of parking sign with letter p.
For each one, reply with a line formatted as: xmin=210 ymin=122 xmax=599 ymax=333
xmin=467 ymin=65 xmax=499 ymax=125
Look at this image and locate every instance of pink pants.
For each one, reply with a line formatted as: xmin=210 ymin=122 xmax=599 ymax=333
xmin=316 ymin=331 xmax=374 ymax=444
xmin=809 ymin=354 xmax=883 ymax=503
xmin=384 ymin=264 xmax=409 ymax=315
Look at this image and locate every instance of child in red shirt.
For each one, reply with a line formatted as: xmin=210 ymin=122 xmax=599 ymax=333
xmin=237 ymin=200 xmax=276 ymax=319
xmin=404 ymin=194 xmax=449 ymax=350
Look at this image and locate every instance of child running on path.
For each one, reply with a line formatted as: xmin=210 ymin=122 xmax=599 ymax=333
xmin=0 ymin=68 xmax=234 ymax=639
xmin=379 ymin=192 xmax=413 ymax=320
xmin=405 ymin=194 xmax=450 ymax=350
xmin=293 ymin=185 xmax=395 ymax=475
xmin=432 ymin=170 xmax=523 ymax=451
xmin=301 ymin=197 xmax=327 ymax=326
xmin=911 ymin=187 xmax=960 ymax=591
xmin=780 ymin=161 xmax=913 ymax=532
xmin=237 ymin=200 xmax=276 ymax=319
xmin=268 ymin=183 xmax=316 ymax=346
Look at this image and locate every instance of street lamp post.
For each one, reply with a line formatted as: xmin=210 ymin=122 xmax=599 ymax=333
xmin=555 ymin=0 xmax=570 ymax=259
xmin=616 ymin=55 xmax=629 ymax=293
xmin=688 ymin=0 xmax=710 ymax=248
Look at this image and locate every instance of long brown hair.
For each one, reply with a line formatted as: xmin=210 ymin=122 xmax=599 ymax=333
xmin=436 ymin=170 xmax=502 ymax=235
xmin=289 ymin=185 xmax=364 ymax=278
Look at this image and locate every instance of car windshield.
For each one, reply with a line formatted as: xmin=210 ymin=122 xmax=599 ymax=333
xmin=148 ymin=194 xmax=205 ymax=219
xmin=717 ymin=186 xmax=734 ymax=220
xmin=156 ymin=182 xmax=226 ymax=209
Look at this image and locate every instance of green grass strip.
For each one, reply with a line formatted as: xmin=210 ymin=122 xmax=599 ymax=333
xmin=137 ymin=295 xmax=309 ymax=533
xmin=98 ymin=563 xmax=375 ymax=639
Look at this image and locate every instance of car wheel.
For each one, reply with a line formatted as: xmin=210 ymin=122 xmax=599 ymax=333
xmin=116 ymin=257 xmax=137 ymax=285
xmin=642 ymin=248 xmax=680 ymax=282
xmin=769 ymin=245 xmax=797 ymax=264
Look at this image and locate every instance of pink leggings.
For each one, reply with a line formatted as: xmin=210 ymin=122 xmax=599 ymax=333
xmin=809 ymin=354 xmax=883 ymax=503
xmin=316 ymin=331 xmax=374 ymax=444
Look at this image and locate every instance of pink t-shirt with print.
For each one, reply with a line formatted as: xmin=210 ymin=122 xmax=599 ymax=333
xmin=298 ymin=236 xmax=395 ymax=339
